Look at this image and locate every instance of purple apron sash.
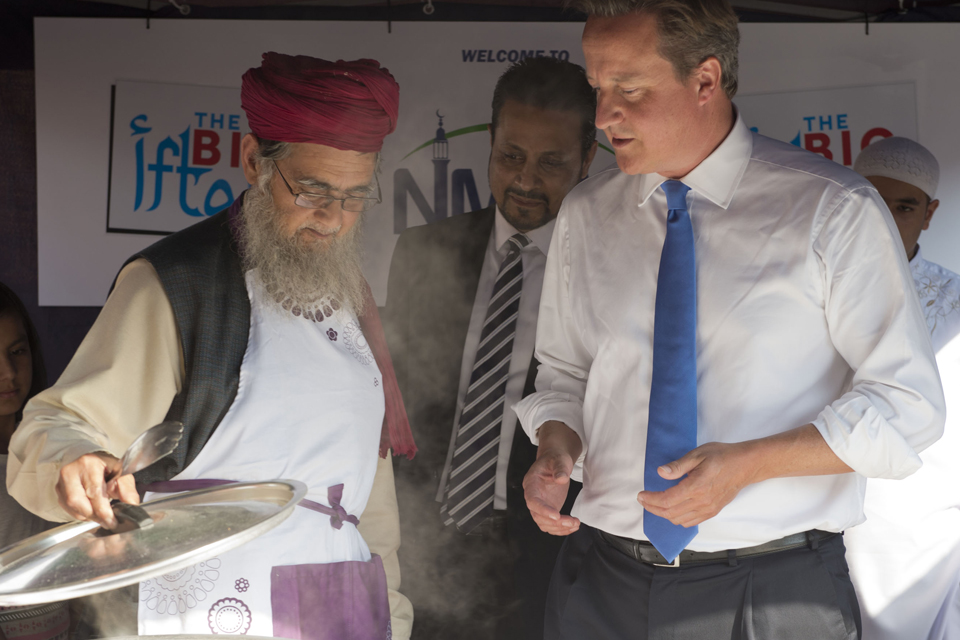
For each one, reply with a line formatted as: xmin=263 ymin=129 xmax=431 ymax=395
xmin=142 ymin=479 xmax=360 ymax=529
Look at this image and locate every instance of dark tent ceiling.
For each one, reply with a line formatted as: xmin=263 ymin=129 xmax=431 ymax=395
xmin=3 ymin=0 xmax=958 ymax=70
xmin=13 ymin=0 xmax=960 ymax=21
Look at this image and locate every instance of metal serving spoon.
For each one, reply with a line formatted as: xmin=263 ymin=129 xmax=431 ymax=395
xmin=108 ymin=420 xmax=184 ymax=481
xmin=102 ymin=421 xmax=184 ymax=533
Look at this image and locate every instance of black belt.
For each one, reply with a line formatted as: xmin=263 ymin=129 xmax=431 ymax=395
xmin=599 ymin=529 xmax=838 ymax=567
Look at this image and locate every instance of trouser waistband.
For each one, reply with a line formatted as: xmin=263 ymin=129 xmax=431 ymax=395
xmin=599 ymin=529 xmax=839 ymax=567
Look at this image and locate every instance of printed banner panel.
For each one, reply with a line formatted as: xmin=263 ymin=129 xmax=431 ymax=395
xmin=735 ymin=83 xmax=917 ymax=167
xmin=108 ymin=81 xmax=250 ymax=234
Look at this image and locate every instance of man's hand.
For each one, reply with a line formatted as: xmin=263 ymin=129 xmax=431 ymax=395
xmin=523 ymin=421 xmax=583 ymax=536
xmin=637 ymin=441 xmax=759 ymax=528
xmin=638 ymin=425 xmax=854 ymax=528
xmin=56 ymin=453 xmax=140 ymax=529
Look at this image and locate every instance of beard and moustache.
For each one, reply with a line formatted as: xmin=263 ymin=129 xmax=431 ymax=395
xmin=238 ymin=183 xmax=368 ymax=316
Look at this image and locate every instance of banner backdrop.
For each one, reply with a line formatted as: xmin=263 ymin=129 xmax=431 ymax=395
xmin=34 ymin=19 xmax=960 ymax=306
xmin=34 ymin=19 xmax=612 ymax=305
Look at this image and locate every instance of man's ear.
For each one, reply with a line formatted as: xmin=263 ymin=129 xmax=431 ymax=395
xmin=488 ymin=123 xmax=495 ymax=148
xmin=581 ymin=140 xmax=599 ymax=180
xmin=923 ymin=198 xmax=940 ymax=231
xmin=240 ymin=133 xmax=262 ymax=186
xmin=696 ymin=56 xmax=723 ymax=107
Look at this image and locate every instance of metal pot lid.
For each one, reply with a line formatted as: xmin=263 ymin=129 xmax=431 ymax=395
xmin=0 ymin=480 xmax=307 ymax=607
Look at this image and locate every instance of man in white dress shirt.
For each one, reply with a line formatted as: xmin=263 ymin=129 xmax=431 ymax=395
xmin=844 ymin=137 xmax=960 ymax=640
xmin=513 ymin=2 xmax=945 ymax=638
xmin=386 ymin=57 xmax=596 ymax=639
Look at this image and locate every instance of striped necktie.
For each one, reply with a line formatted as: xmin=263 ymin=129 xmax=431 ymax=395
xmin=441 ymin=232 xmax=530 ymax=533
xmin=643 ymin=180 xmax=699 ymax=563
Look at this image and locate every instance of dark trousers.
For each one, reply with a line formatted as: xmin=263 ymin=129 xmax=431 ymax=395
xmin=546 ymin=524 xmax=861 ymax=640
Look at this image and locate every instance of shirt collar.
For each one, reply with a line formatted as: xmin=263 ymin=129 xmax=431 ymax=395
xmin=494 ymin=205 xmax=555 ymax=255
xmin=910 ymin=244 xmax=925 ymax=274
xmin=637 ymin=109 xmax=753 ymax=210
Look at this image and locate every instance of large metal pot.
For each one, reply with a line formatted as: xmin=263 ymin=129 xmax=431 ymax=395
xmin=0 ymin=602 xmax=69 ymax=640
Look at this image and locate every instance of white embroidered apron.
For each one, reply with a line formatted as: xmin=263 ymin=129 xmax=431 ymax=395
xmin=137 ymin=271 xmax=386 ymax=638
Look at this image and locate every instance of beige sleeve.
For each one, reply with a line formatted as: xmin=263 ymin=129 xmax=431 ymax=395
xmin=6 ymin=259 xmax=183 ymax=521
xmin=358 ymin=453 xmax=413 ymax=640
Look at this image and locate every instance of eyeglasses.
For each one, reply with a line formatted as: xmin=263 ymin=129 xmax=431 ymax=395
xmin=272 ymin=160 xmax=382 ymax=213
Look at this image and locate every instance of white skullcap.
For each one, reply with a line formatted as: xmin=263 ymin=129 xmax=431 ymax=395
xmin=854 ymin=136 xmax=939 ymax=199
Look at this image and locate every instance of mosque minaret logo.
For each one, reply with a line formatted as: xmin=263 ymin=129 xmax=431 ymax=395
xmin=392 ymin=110 xmax=494 ymax=232
xmin=432 ymin=111 xmax=449 ymax=220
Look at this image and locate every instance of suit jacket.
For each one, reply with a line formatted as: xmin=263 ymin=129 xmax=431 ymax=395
xmin=385 ymin=206 xmax=579 ymax=640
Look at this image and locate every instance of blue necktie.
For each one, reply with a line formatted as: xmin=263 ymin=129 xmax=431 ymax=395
xmin=643 ymin=180 xmax=699 ymax=563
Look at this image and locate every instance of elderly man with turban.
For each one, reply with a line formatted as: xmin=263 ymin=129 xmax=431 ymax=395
xmin=7 ymin=52 xmax=414 ymax=640
xmin=844 ymin=137 xmax=960 ymax=640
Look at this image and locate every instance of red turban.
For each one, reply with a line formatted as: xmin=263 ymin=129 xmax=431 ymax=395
xmin=241 ymin=52 xmax=400 ymax=153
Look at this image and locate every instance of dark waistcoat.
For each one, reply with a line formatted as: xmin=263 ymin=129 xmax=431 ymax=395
xmin=121 ymin=205 xmax=249 ymax=487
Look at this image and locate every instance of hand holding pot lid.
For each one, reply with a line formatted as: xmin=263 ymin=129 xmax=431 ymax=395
xmin=54 ymin=421 xmax=183 ymax=530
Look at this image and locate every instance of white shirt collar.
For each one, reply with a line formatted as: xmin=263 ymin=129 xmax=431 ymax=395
xmin=910 ymin=244 xmax=924 ymax=272
xmin=494 ymin=205 xmax=555 ymax=255
xmin=637 ymin=109 xmax=753 ymax=210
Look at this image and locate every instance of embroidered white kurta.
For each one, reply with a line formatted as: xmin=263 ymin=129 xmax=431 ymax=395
xmin=912 ymin=248 xmax=960 ymax=353
xmin=845 ymin=249 xmax=960 ymax=640
xmin=138 ymin=271 xmax=385 ymax=636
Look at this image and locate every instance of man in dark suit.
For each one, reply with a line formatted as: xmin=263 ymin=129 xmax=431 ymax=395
xmin=385 ymin=57 xmax=597 ymax=640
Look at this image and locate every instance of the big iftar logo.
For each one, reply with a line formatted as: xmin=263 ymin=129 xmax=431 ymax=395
xmin=736 ymin=83 xmax=917 ymax=170
xmin=392 ymin=111 xmax=495 ymax=233
xmin=783 ymin=114 xmax=893 ymax=166
xmin=108 ymin=81 xmax=251 ymax=234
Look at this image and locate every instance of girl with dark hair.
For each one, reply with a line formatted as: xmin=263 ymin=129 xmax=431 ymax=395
xmin=0 ymin=281 xmax=69 ymax=640
xmin=0 ymin=281 xmax=47 ymax=442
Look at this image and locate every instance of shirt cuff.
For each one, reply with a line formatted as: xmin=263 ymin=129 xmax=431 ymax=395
xmin=514 ymin=391 xmax=587 ymax=481
xmin=57 ymin=440 xmax=113 ymax=469
xmin=811 ymin=399 xmax=924 ymax=480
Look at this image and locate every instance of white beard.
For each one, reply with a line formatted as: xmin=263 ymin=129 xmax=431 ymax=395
xmin=237 ymin=184 xmax=367 ymax=316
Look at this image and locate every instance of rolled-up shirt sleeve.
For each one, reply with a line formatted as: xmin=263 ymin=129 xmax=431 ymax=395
xmin=811 ymin=188 xmax=945 ymax=479
xmin=514 ymin=209 xmax=593 ymax=459
xmin=6 ymin=259 xmax=183 ymax=521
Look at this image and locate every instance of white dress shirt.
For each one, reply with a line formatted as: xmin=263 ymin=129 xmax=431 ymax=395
xmin=436 ymin=208 xmax=554 ymax=510
xmin=515 ymin=113 xmax=945 ymax=551
xmin=844 ymin=250 xmax=960 ymax=640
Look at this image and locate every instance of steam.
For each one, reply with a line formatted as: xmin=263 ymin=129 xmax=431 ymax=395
xmin=396 ymin=486 xmax=524 ymax=634
xmin=74 ymin=585 xmax=138 ymax=638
